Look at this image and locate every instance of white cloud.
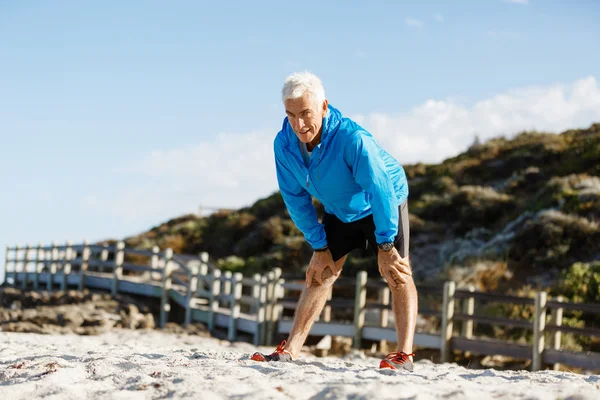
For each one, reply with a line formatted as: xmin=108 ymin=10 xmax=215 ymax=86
xmin=86 ymin=77 xmax=600 ymax=222
xmin=433 ymin=13 xmax=444 ymax=23
xmin=86 ymin=130 xmax=279 ymax=221
xmin=504 ymin=0 xmax=529 ymax=4
xmin=353 ymin=77 xmax=600 ymax=164
xmin=405 ymin=17 xmax=424 ymax=29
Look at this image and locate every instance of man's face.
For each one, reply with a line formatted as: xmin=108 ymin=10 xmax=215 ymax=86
xmin=284 ymin=92 xmax=328 ymax=147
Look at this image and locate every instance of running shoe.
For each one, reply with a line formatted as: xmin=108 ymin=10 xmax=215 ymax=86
xmin=379 ymin=351 xmax=415 ymax=371
xmin=251 ymin=340 xmax=293 ymax=362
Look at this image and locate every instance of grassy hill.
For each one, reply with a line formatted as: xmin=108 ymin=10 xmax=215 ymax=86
xmin=115 ymin=122 xmax=600 ymax=300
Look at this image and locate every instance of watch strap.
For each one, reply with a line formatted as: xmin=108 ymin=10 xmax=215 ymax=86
xmin=314 ymin=245 xmax=329 ymax=252
xmin=378 ymin=242 xmax=395 ymax=251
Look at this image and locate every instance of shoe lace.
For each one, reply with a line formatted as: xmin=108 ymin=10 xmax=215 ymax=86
xmin=385 ymin=351 xmax=415 ymax=364
xmin=272 ymin=340 xmax=287 ymax=355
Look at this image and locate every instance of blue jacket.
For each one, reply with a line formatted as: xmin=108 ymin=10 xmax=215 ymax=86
xmin=274 ymin=104 xmax=409 ymax=249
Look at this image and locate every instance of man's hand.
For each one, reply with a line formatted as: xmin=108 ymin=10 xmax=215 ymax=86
xmin=306 ymin=249 xmax=339 ymax=288
xmin=378 ymin=247 xmax=412 ymax=288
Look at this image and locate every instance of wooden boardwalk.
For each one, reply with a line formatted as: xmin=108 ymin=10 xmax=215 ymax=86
xmin=3 ymin=241 xmax=600 ymax=372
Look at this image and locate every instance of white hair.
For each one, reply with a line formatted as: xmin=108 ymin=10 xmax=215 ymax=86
xmin=281 ymin=71 xmax=326 ymax=105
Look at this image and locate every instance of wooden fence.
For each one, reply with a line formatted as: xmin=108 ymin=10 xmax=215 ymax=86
xmin=3 ymin=242 xmax=600 ymax=372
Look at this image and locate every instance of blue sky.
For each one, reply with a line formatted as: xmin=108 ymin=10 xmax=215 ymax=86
xmin=1 ymin=0 xmax=599 ymax=281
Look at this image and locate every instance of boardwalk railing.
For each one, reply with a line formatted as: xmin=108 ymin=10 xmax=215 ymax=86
xmin=3 ymin=242 xmax=600 ymax=372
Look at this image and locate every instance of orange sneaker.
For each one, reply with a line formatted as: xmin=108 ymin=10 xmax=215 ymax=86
xmin=379 ymin=352 xmax=415 ymax=371
xmin=251 ymin=340 xmax=294 ymax=362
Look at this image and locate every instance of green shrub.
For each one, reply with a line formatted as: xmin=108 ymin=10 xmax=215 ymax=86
xmin=555 ymin=261 xmax=600 ymax=304
xmin=509 ymin=211 xmax=599 ymax=271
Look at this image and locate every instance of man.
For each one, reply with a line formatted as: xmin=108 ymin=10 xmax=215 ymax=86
xmin=251 ymin=72 xmax=418 ymax=371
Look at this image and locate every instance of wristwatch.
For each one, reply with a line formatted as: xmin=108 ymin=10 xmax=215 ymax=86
xmin=377 ymin=242 xmax=395 ymax=252
xmin=314 ymin=245 xmax=329 ymax=252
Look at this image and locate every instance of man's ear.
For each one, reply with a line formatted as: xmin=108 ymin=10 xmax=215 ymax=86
xmin=321 ymin=99 xmax=329 ymax=116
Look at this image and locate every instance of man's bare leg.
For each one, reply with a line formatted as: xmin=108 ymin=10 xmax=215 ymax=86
xmin=390 ymin=272 xmax=418 ymax=354
xmin=284 ymin=255 xmax=347 ymax=358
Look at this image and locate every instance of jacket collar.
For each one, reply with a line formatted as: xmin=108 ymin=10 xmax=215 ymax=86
xmin=281 ymin=104 xmax=343 ymax=153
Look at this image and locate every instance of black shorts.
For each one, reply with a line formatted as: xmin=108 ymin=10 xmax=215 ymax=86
xmin=323 ymin=200 xmax=410 ymax=262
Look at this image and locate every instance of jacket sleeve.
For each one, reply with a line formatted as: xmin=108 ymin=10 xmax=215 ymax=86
xmin=344 ymin=131 xmax=399 ymax=244
xmin=274 ymin=144 xmax=328 ymax=249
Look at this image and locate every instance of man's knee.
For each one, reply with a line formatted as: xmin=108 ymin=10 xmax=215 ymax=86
xmin=310 ymin=266 xmax=337 ymax=287
xmin=387 ymin=260 xmax=413 ymax=291
xmin=387 ymin=275 xmax=413 ymax=291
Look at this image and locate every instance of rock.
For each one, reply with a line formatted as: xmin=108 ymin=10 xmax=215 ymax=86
xmin=313 ymin=335 xmax=332 ymax=357
xmin=479 ymin=354 xmax=531 ymax=370
xmin=160 ymin=322 xmax=209 ymax=337
xmin=330 ymin=336 xmax=353 ymax=357
xmin=119 ymin=304 xmax=141 ymax=329
xmin=450 ymin=213 xmax=532 ymax=262
xmin=57 ymin=309 xmax=84 ymax=328
xmin=0 ymin=310 xmax=14 ymax=322
xmin=1 ymin=321 xmax=45 ymax=334
xmin=139 ymin=313 xmax=155 ymax=329
xmin=117 ymin=303 xmax=154 ymax=329
xmin=1 ymin=288 xmax=179 ymax=336
xmin=0 ymin=288 xmax=97 ymax=309
xmin=21 ymin=308 xmax=60 ymax=326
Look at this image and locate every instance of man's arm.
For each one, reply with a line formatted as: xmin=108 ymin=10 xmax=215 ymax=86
xmin=275 ymin=148 xmax=327 ymax=249
xmin=344 ymin=131 xmax=399 ymax=244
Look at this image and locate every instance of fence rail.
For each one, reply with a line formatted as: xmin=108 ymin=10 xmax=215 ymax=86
xmin=3 ymin=241 xmax=600 ymax=372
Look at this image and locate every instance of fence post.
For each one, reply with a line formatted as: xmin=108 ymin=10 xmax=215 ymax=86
xmin=34 ymin=244 xmax=43 ymax=290
xmin=266 ymin=268 xmax=282 ymax=345
xmin=532 ymin=290 xmax=547 ymax=371
xmin=79 ymin=240 xmax=90 ymax=291
xmin=228 ymin=272 xmax=243 ymax=341
xmin=3 ymin=246 xmax=10 ymax=285
xmin=252 ymin=273 xmax=261 ymax=314
xmin=100 ymin=247 xmax=109 ymax=274
xmin=199 ymin=252 xmax=209 ymax=265
xmin=272 ymin=270 xmax=284 ymax=344
xmin=112 ymin=241 xmax=125 ymax=296
xmin=44 ymin=249 xmax=51 ymax=289
xmin=255 ymin=275 xmax=268 ymax=346
xmin=320 ymin=286 xmax=333 ymax=322
xmin=197 ymin=261 xmax=208 ymax=304
xmin=208 ymin=268 xmax=222 ymax=331
xmin=21 ymin=244 xmax=30 ymax=289
xmin=550 ymin=296 xmax=564 ymax=371
xmin=150 ymin=246 xmax=160 ymax=281
xmin=353 ymin=270 xmax=368 ymax=349
xmin=460 ymin=284 xmax=475 ymax=358
xmin=378 ymin=281 xmax=390 ymax=350
xmin=441 ymin=281 xmax=456 ymax=363
xmin=48 ymin=242 xmax=58 ymax=291
xmin=222 ymin=271 xmax=232 ymax=305
xmin=198 ymin=252 xmax=209 ymax=299
xmin=62 ymin=241 xmax=72 ymax=291
xmin=13 ymin=245 xmax=20 ymax=286
xmin=184 ymin=265 xmax=199 ymax=327
xmin=198 ymin=260 xmax=208 ymax=278
xmin=2 ymin=246 xmax=9 ymax=285
xmin=159 ymin=248 xmax=174 ymax=328
xmin=461 ymin=285 xmax=475 ymax=338
xmin=264 ymin=270 xmax=276 ymax=344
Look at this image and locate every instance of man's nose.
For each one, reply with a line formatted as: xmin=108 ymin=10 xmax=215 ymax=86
xmin=296 ymin=118 xmax=305 ymax=130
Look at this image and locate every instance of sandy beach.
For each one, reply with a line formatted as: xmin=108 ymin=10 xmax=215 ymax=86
xmin=0 ymin=329 xmax=598 ymax=400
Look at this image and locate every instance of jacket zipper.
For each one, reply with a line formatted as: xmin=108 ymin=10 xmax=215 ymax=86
xmin=307 ymin=147 xmax=326 ymax=199
xmin=286 ymin=148 xmax=325 ymax=199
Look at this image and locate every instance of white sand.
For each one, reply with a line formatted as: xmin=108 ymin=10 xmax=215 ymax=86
xmin=0 ymin=330 xmax=598 ymax=400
